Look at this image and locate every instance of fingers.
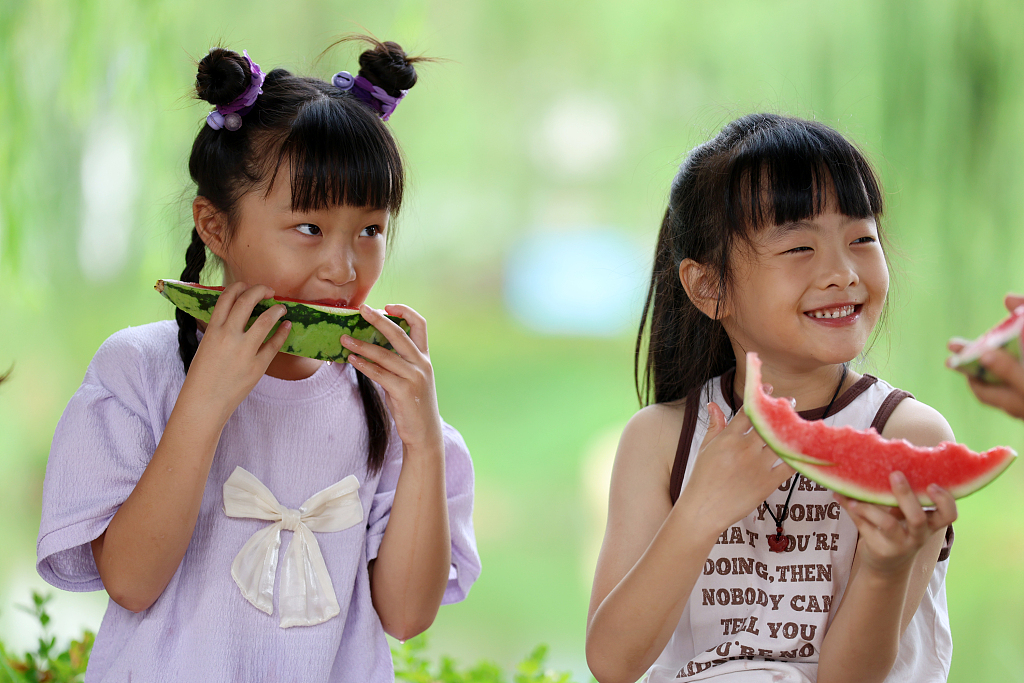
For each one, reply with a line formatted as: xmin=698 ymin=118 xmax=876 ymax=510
xmin=208 ymin=281 xmax=248 ymax=327
xmin=707 ymin=403 xmax=726 ymax=436
xmin=226 ymin=285 xmax=275 ymax=330
xmin=1005 ymin=293 xmax=1024 ymax=312
xmin=247 ymin=302 xmax=288 ymax=341
xmin=341 ymin=333 xmax=412 ymax=379
xmin=966 ymin=376 xmax=1024 ymax=418
xmin=946 ymin=337 xmax=968 ymax=354
xmin=346 ymin=353 xmax=388 ymax=384
xmin=978 ymin=348 xmax=1024 ymax=392
xmin=359 ymin=304 xmax=421 ymax=358
xmin=925 ymin=484 xmax=958 ymax=527
xmin=384 ymin=304 xmax=428 ymax=354
xmin=888 ymin=472 xmax=929 ymax=536
xmin=256 ymin=320 xmax=292 ymax=364
xmin=835 ymin=475 xmax=957 ymax=540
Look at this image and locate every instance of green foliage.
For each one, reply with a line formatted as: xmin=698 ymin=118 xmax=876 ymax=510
xmin=0 ymin=593 xmax=92 ymax=683
xmin=391 ymin=636 xmax=581 ymax=683
xmin=0 ymin=593 xmax=581 ymax=683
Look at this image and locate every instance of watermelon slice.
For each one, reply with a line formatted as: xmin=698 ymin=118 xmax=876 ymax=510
xmin=947 ymin=305 xmax=1024 ymax=384
xmin=156 ymin=279 xmax=411 ymax=362
xmin=743 ymin=352 xmax=1016 ymax=506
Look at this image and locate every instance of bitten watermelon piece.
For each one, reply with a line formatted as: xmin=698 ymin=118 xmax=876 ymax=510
xmin=743 ymin=352 xmax=1016 ymax=506
xmin=947 ymin=305 xmax=1024 ymax=384
xmin=156 ymin=279 xmax=411 ymax=362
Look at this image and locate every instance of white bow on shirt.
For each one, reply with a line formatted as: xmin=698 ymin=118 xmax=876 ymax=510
xmin=222 ymin=466 xmax=364 ymax=628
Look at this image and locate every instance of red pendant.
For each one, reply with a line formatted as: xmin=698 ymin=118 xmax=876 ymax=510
xmin=768 ymin=527 xmax=789 ymax=553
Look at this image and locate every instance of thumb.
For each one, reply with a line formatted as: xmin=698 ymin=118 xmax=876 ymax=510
xmin=1005 ymin=293 xmax=1024 ymax=313
xmin=706 ymin=402 xmax=727 ymax=437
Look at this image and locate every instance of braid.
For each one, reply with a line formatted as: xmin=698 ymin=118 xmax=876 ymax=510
xmin=356 ymin=371 xmax=389 ymax=475
xmin=176 ymin=228 xmax=208 ymax=374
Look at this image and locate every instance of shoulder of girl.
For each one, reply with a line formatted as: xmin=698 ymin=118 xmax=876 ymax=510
xmin=89 ymin=322 xmax=179 ymax=382
xmin=94 ymin=321 xmax=174 ymax=360
xmin=878 ymin=397 xmax=955 ymax=446
xmin=617 ymin=403 xmax=685 ymax=464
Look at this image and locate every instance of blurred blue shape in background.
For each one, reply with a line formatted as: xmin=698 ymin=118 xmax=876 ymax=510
xmin=504 ymin=228 xmax=649 ymax=336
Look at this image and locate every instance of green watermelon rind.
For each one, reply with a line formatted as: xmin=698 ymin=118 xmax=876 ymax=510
xmin=743 ymin=352 xmax=1017 ymax=506
xmin=779 ymin=451 xmax=1016 ymax=507
xmin=156 ymin=279 xmax=412 ymax=362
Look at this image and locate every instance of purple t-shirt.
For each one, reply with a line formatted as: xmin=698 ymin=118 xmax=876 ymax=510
xmin=37 ymin=321 xmax=480 ymax=682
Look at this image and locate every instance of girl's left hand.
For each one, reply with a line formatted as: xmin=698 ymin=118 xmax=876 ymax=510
xmin=834 ymin=472 xmax=957 ymax=575
xmin=341 ymin=304 xmax=443 ymax=452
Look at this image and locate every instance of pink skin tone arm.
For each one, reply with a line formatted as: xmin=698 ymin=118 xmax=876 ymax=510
xmin=90 ymin=283 xmax=290 ymax=612
xmin=341 ymin=304 xmax=450 ymax=641
xmin=948 ymin=293 xmax=1024 ymax=420
xmin=587 ymin=398 xmax=956 ymax=683
xmin=587 ymin=404 xmax=796 ymax=683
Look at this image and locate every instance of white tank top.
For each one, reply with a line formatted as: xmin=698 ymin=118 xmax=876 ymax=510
xmin=644 ymin=371 xmax=952 ymax=683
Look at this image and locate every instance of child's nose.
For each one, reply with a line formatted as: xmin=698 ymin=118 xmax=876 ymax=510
xmin=820 ymin=252 xmax=859 ymax=289
xmin=319 ymin=248 xmax=357 ymax=286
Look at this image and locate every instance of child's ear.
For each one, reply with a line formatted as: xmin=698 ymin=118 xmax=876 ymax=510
xmin=192 ymin=197 xmax=230 ymax=259
xmin=679 ymin=259 xmax=729 ymax=319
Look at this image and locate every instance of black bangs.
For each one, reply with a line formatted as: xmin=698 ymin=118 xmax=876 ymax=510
xmin=721 ymin=117 xmax=883 ymax=236
xmin=277 ymin=93 xmax=404 ymax=214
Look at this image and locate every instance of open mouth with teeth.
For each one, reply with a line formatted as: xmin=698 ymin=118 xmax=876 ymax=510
xmin=805 ymin=304 xmax=860 ymax=320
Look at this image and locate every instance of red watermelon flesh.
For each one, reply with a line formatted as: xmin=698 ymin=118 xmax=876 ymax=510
xmin=947 ymin=305 xmax=1024 ymax=384
xmin=743 ymin=352 xmax=1017 ymax=506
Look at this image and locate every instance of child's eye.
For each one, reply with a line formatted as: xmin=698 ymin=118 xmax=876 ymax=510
xmin=852 ymin=236 xmax=876 ymax=244
xmin=785 ymin=246 xmax=812 ymax=254
xmin=360 ymin=225 xmax=383 ymax=237
xmin=296 ymin=224 xmax=322 ymax=237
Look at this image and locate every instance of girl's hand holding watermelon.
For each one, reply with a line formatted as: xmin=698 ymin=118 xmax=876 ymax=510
xmin=341 ymin=303 xmax=452 ymax=636
xmin=183 ymin=282 xmax=291 ymax=423
xmin=948 ymin=293 xmax=1024 ymax=420
xmin=342 ymin=304 xmax=443 ymax=453
xmin=834 ymin=473 xmax=957 ymax=575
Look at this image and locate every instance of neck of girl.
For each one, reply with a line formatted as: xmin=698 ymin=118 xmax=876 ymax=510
xmin=732 ymin=357 xmax=858 ymax=412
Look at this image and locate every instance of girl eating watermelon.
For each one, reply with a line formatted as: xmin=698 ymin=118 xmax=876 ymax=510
xmin=36 ymin=38 xmax=479 ymax=682
xmin=587 ymin=114 xmax=957 ymax=683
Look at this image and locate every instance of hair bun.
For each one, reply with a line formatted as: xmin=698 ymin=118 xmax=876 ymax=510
xmin=196 ymin=48 xmax=251 ymax=106
xmin=357 ymin=40 xmax=418 ymax=97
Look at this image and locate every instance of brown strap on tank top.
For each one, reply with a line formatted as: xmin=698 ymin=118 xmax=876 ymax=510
xmin=870 ymin=388 xmax=955 ymax=562
xmin=870 ymin=389 xmax=913 ymax=432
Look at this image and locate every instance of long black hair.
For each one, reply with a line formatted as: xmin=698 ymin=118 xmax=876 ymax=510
xmin=636 ymin=113 xmax=886 ymax=407
xmin=179 ymin=37 xmax=424 ymax=474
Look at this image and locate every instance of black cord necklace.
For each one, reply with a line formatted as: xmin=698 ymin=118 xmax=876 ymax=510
xmin=731 ymin=363 xmax=849 ymax=553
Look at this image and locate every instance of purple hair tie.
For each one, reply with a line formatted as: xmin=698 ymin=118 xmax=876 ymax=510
xmin=331 ymin=71 xmax=406 ymax=122
xmin=206 ymin=50 xmax=265 ymax=131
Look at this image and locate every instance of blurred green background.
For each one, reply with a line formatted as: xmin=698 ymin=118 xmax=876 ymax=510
xmin=3 ymin=0 xmax=1024 ymax=680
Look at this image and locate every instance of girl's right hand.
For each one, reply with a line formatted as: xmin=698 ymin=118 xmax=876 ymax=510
xmin=182 ymin=282 xmax=291 ymax=422
xmin=681 ymin=401 xmax=796 ymax=537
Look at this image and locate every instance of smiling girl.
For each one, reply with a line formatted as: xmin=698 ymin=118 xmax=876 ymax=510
xmin=36 ymin=40 xmax=479 ymax=682
xmin=586 ymin=114 xmax=956 ymax=683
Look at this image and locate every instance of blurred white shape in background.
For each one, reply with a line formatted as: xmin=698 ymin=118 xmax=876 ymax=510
xmin=532 ymin=95 xmax=622 ymax=178
xmin=504 ymin=228 xmax=649 ymax=336
xmin=78 ymin=118 xmax=137 ymax=282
